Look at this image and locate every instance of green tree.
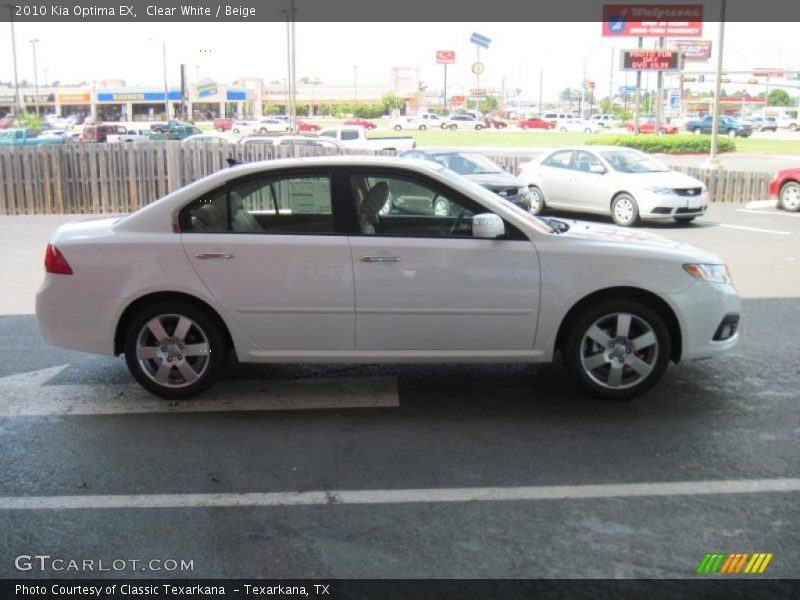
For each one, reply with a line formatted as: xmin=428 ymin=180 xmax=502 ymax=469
xmin=263 ymin=104 xmax=280 ymax=115
xmin=767 ymin=89 xmax=791 ymax=106
xmin=16 ymin=111 xmax=42 ymax=134
xmin=479 ymin=94 xmax=499 ymax=113
xmin=560 ymin=88 xmax=573 ymax=102
xmin=381 ymin=92 xmax=404 ymax=112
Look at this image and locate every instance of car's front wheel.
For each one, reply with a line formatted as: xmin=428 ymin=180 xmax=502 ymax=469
xmin=419 ymin=124 xmax=427 ymax=131
xmin=693 ymin=127 xmax=702 ymax=135
xmin=611 ymin=193 xmax=639 ymax=226
xmin=727 ymin=129 xmax=737 ymax=138
xmin=528 ymin=185 xmax=546 ymax=215
xmin=779 ymin=181 xmax=800 ymax=212
xmin=124 ymin=302 xmax=228 ymax=399
xmin=564 ymin=301 xmax=671 ymax=399
xmin=394 ymin=125 xmax=402 ymax=131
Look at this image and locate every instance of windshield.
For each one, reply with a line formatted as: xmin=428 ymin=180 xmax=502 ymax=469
xmin=430 ymin=153 xmax=504 ymax=175
xmin=600 ymin=150 xmax=671 ymax=173
xmin=0 ymin=131 xmax=11 ymax=141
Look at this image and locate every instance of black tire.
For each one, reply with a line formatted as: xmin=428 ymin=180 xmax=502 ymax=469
xmin=232 ymin=129 xmax=239 ymax=134
xmin=475 ymin=124 xmax=484 ymax=130
xmin=394 ymin=125 xmax=402 ymax=131
xmin=216 ymin=127 xmax=225 ymax=132
xmin=611 ymin=193 xmax=639 ymax=226
xmin=259 ymin=128 xmax=268 ymax=134
xmin=674 ymin=216 xmax=696 ymax=224
xmin=528 ymin=185 xmax=547 ymax=215
xmin=727 ymin=129 xmax=737 ymax=138
xmin=560 ymin=127 xmax=568 ymax=132
xmin=693 ymin=127 xmax=702 ymax=135
xmin=563 ymin=300 xmax=671 ymax=399
xmin=124 ymin=301 xmax=229 ymax=400
xmin=419 ymin=124 xmax=427 ymax=131
xmin=449 ymin=124 xmax=457 ymax=130
xmin=778 ymin=181 xmax=800 ymax=212
xmin=520 ymin=124 xmax=529 ymax=130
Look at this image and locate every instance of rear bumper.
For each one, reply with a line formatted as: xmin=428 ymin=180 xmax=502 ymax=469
xmin=36 ymin=274 xmax=121 ymax=356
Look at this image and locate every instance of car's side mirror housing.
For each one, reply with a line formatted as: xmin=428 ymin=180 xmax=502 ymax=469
xmin=473 ymin=213 xmax=506 ymax=239
xmin=589 ymin=164 xmax=606 ymax=174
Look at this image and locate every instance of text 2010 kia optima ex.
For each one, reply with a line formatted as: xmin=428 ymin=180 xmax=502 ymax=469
xmin=36 ymin=156 xmax=740 ymax=399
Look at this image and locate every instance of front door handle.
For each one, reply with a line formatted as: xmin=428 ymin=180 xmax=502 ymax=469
xmin=360 ymin=255 xmax=401 ymax=263
xmin=194 ymin=252 xmax=234 ymax=260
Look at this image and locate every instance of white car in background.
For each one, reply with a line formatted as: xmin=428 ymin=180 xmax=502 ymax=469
xmin=555 ymin=118 xmax=602 ymax=133
xmin=518 ymin=146 xmax=709 ymax=226
xmin=592 ymin=114 xmax=623 ymax=128
xmin=182 ymin=132 xmax=234 ymax=144
xmin=36 ymin=156 xmax=739 ymax=401
xmin=232 ymin=118 xmax=288 ymax=134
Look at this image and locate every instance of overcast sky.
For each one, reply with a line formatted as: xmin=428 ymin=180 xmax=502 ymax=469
xmin=1 ymin=22 xmax=798 ymax=100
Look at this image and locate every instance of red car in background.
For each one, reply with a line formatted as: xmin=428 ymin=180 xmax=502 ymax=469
xmin=343 ymin=118 xmax=377 ymax=130
xmin=483 ymin=117 xmax=508 ymax=129
xmin=213 ymin=117 xmax=234 ymax=132
xmin=626 ymin=118 xmax=679 ymax=135
xmin=296 ymin=120 xmax=321 ymax=132
xmin=769 ymin=168 xmax=800 ymax=212
xmin=517 ymin=117 xmax=555 ymax=130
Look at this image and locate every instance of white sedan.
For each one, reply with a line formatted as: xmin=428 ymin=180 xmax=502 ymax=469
xmin=36 ymin=157 xmax=740 ymax=400
xmin=519 ymin=146 xmax=709 ymax=226
xmin=554 ymin=118 xmax=602 ymax=133
xmin=232 ymin=118 xmax=289 ymax=134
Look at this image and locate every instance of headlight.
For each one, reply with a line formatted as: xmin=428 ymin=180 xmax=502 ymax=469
xmin=647 ymin=186 xmax=675 ymax=195
xmin=683 ymin=263 xmax=732 ymax=284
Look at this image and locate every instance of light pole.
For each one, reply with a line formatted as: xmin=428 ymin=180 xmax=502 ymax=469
xmin=706 ymin=0 xmax=726 ymax=170
xmin=29 ymin=38 xmax=40 ymax=115
xmin=147 ymin=37 xmax=170 ymax=120
xmin=6 ymin=4 xmax=21 ymax=115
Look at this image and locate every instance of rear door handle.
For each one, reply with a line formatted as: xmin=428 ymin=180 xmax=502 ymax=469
xmin=360 ymin=255 xmax=401 ymax=263
xmin=194 ymin=252 xmax=234 ymax=260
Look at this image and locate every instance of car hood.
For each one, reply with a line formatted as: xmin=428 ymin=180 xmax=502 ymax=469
xmin=465 ymin=171 xmax=524 ymax=190
xmin=555 ymin=219 xmax=720 ymax=262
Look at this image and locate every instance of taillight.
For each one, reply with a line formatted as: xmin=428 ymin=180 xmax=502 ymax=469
xmin=44 ymin=244 xmax=73 ymax=275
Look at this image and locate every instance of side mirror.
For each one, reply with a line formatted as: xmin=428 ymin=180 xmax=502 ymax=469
xmin=473 ymin=213 xmax=506 ymax=239
xmin=589 ymin=164 xmax=606 ymax=174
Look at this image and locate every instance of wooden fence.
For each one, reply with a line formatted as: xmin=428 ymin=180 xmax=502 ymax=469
xmin=0 ymin=143 xmax=776 ymax=215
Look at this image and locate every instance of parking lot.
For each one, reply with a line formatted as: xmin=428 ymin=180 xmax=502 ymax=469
xmin=0 ymin=203 xmax=798 ymax=579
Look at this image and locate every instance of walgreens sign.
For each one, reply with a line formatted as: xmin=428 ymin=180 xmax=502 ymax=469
xmin=602 ymin=4 xmax=703 ymax=37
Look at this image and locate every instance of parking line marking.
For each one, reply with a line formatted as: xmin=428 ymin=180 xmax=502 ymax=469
xmin=0 ymin=366 xmax=398 ymax=417
xmin=744 ymin=200 xmax=777 ymax=209
xmin=736 ymin=208 xmax=800 ymax=219
xmin=1 ymin=478 xmax=798 ymax=510
xmin=718 ymin=224 xmax=791 ymax=235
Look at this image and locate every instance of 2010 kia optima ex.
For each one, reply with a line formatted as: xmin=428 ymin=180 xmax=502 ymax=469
xmin=36 ymin=156 xmax=740 ymax=400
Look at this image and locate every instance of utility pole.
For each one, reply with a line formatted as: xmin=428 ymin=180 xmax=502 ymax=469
xmin=655 ymin=36 xmax=664 ymax=132
xmin=162 ymin=40 xmax=168 ymax=119
xmin=538 ymin=66 xmax=543 ymax=113
xmin=609 ymin=45 xmax=614 ymax=113
xmin=634 ymin=36 xmax=643 ymax=134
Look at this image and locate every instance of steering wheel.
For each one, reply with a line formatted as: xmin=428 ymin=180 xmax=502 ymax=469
xmin=448 ymin=210 xmax=467 ymax=236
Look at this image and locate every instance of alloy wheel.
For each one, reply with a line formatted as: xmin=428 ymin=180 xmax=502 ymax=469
xmin=135 ymin=313 xmax=211 ymax=389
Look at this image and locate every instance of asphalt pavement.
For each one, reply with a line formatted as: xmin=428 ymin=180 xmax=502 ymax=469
xmin=0 ymin=204 xmax=797 ymax=580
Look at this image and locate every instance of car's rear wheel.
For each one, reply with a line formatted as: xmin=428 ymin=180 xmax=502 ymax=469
xmin=657 ymin=128 xmax=666 ymax=136
xmin=611 ymin=193 xmax=639 ymax=226
xmin=216 ymin=127 xmax=225 ymax=132
xmin=394 ymin=125 xmax=402 ymax=131
xmin=528 ymin=185 xmax=546 ymax=215
xmin=560 ymin=127 xmax=568 ymax=132
xmin=124 ymin=302 xmax=228 ymax=400
xmin=779 ymin=181 xmax=800 ymax=212
xmin=674 ymin=216 xmax=696 ymax=224
xmin=564 ymin=301 xmax=670 ymax=399
xmin=449 ymin=124 xmax=457 ymax=130
xmin=693 ymin=127 xmax=702 ymax=134
xmin=475 ymin=124 xmax=484 ymax=130
xmin=419 ymin=124 xmax=427 ymax=131
xmin=232 ymin=129 xmax=240 ymax=134
xmin=727 ymin=129 xmax=737 ymax=138
xmin=520 ymin=124 xmax=529 ymax=130
xmin=584 ymin=128 xmax=592 ymax=133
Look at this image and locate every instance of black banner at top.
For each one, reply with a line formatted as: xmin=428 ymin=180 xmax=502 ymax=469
xmin=2 ymin=0 xmax=800 ymax=22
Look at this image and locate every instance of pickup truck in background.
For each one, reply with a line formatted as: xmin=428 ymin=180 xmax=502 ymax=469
xmin=685 ymin=115 xmax=753 ymax=138
xmin=0 ymin=128 xmax=64 ymax=146
xmin=106 ymin=126 xmax=153 ymax=144
xmin=318 ymin=126 xmax=415 ymax=153
xmin=149 ymin=125 xmax=203 ymax=141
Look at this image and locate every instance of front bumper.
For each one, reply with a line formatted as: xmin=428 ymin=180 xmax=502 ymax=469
xmin=665 ymin=281 xmax=741 ymax=361
xmin=639 ymin=190 xmax=709 ymax=220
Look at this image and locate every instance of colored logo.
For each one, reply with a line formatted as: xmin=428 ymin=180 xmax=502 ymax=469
xmin=608 ymin=8 xmax=628 ymax=33
xmin=696 ymin=553 xmax=773 ymax=575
